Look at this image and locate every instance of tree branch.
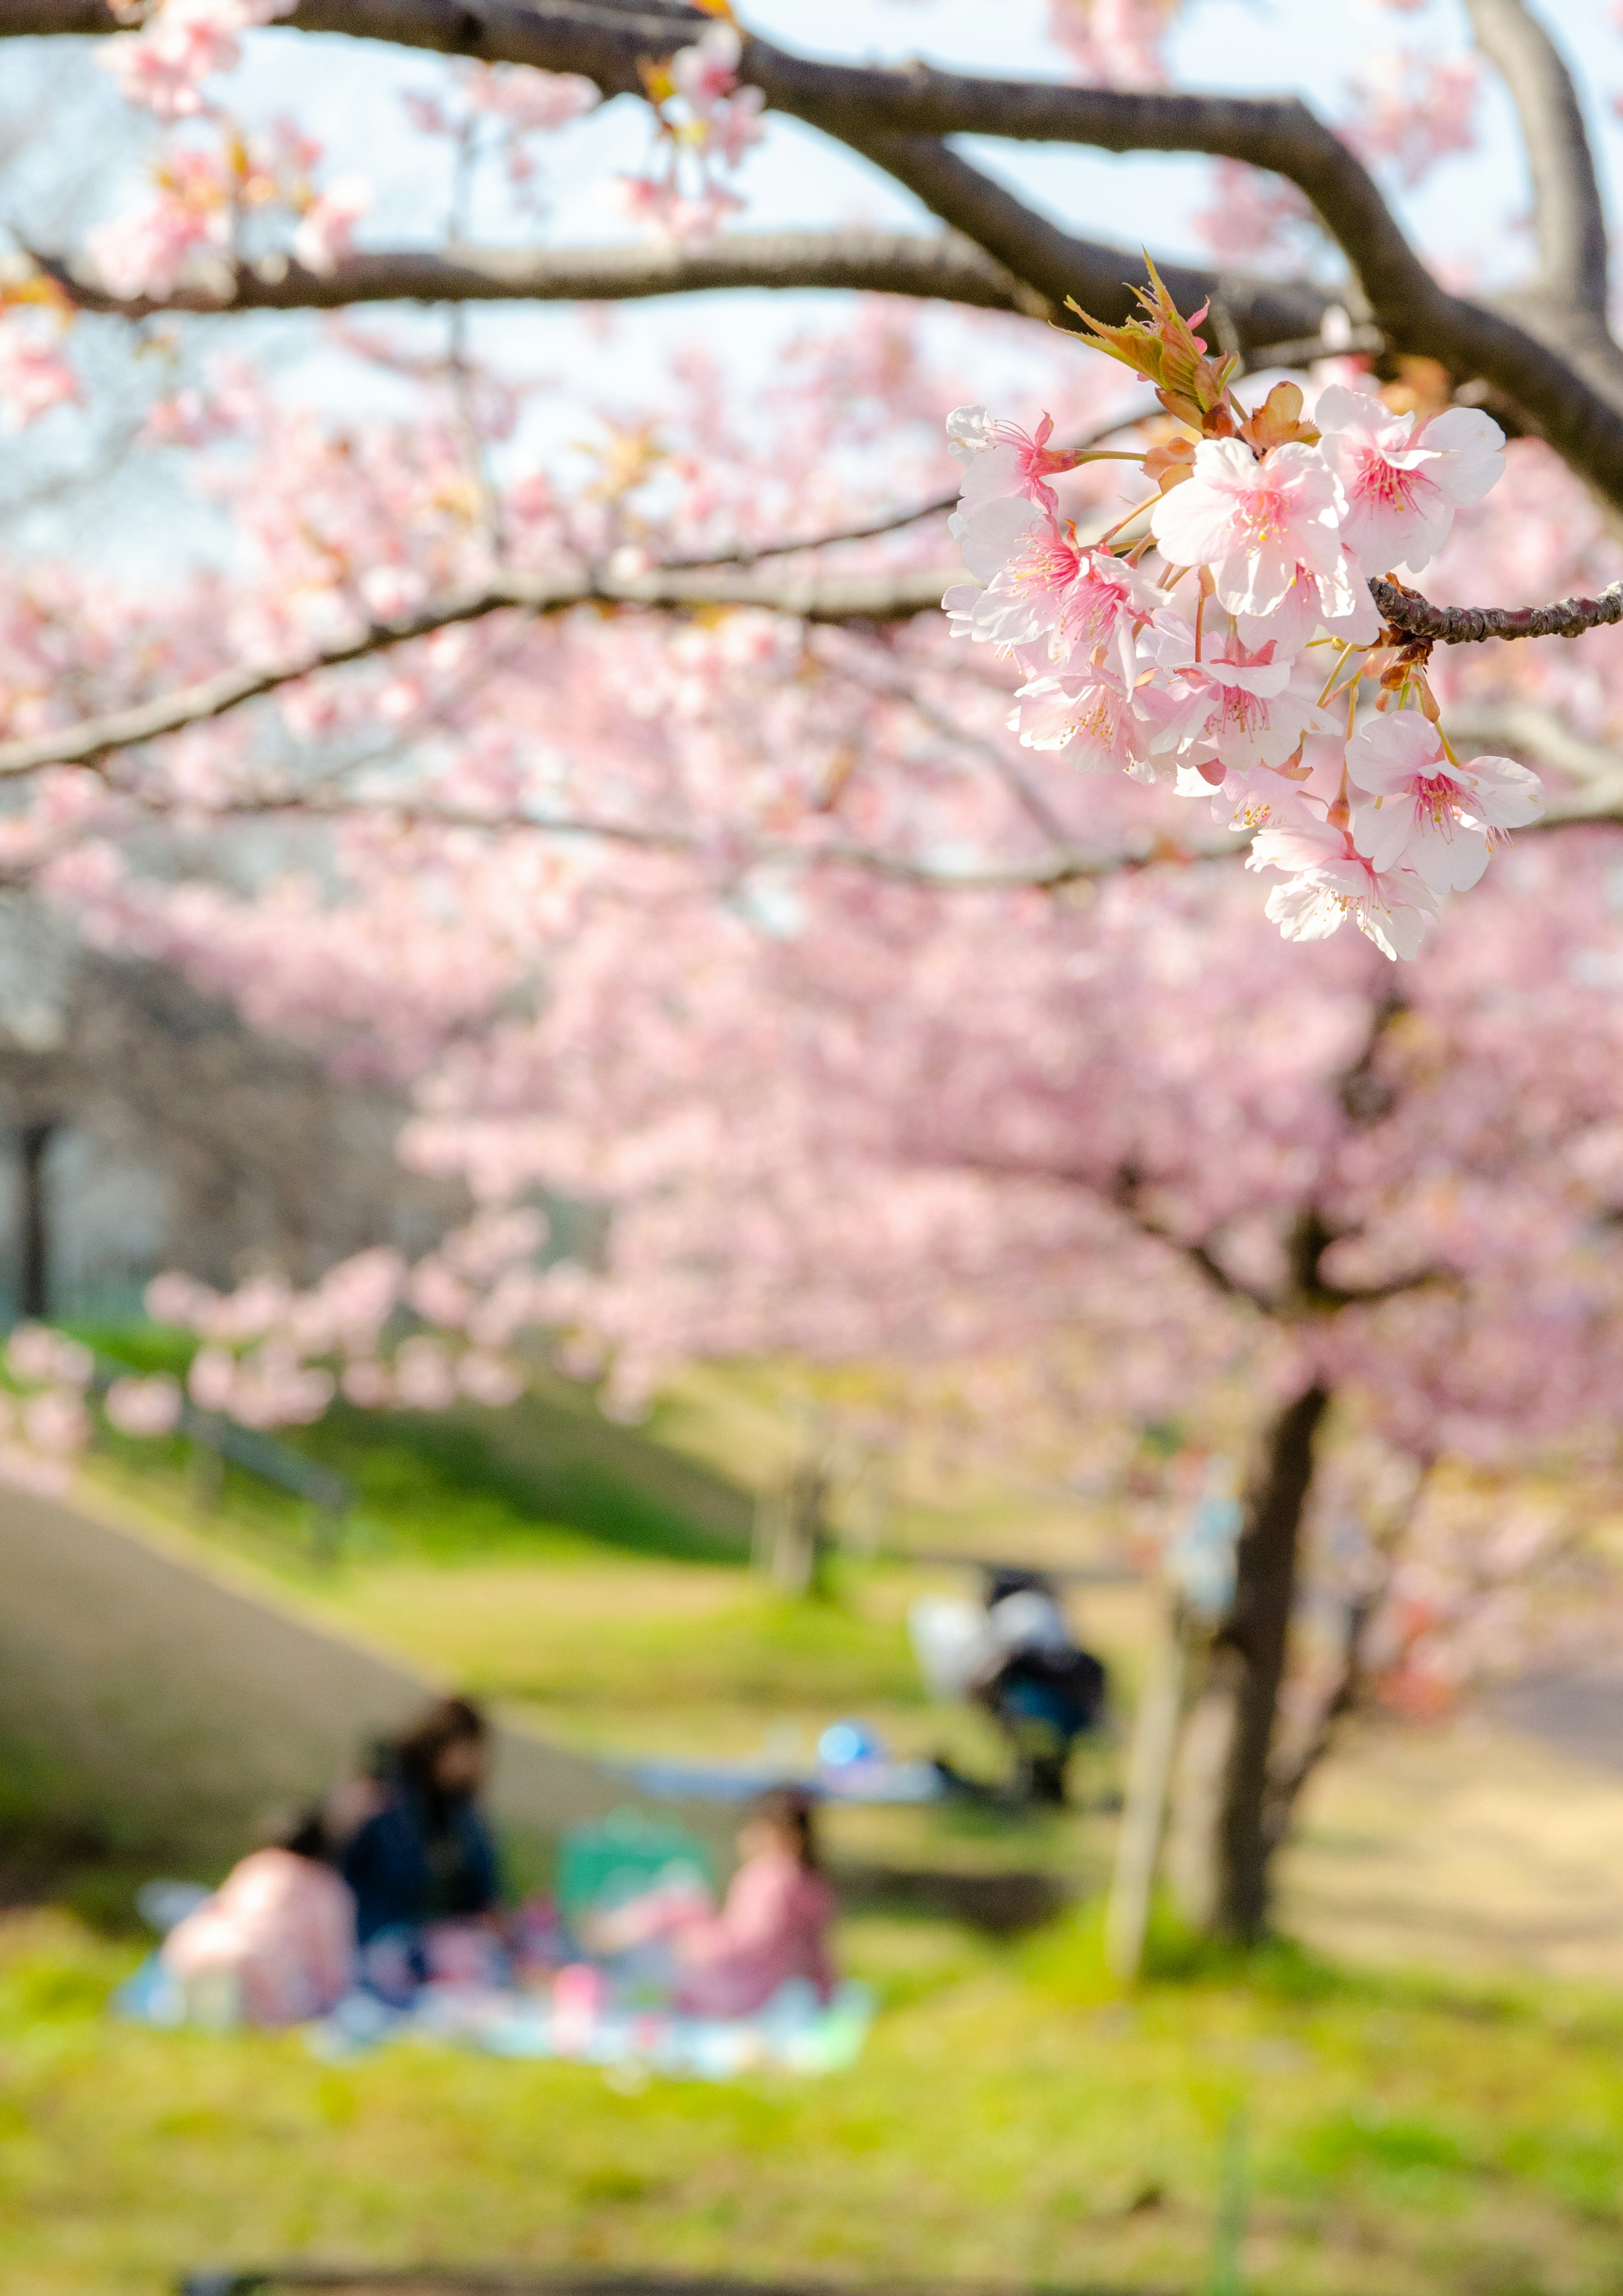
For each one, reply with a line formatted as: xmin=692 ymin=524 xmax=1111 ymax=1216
xmin=0 ymin=558 xmax=953 ymax=780
xmin=16 ymin=1 xmax=1623 ymax=496
xmin=34 ymin=230 xmax=1046 ymax=322
xmin=1373 ymin=574 xmax=1623 ymax=645
xmin=1463 ymin=0 xmax=1609 ymax=320
xmin=15 ymin=535 xmax=1623 ymax=788
xmin=107 ymin=779 xmax=1220 ymax=893
xmin=828 ymin=129 xmax=1330 ymax=349
xmin=1110 ymin=1167 xmax=1277 ymax=1314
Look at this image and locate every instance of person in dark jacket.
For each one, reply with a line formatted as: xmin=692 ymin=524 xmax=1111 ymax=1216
xmin=977 ymin=1569 xmax=1107 ymax=1806
xmin=341 ymin=1695 xmax=500 ymax=1955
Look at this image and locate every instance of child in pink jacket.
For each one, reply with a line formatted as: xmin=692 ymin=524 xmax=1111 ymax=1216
xmin=590 ymin=1788 xmax=837 ymax=2018
xmin=162 ymin=1812 xmax=355 ymax=2027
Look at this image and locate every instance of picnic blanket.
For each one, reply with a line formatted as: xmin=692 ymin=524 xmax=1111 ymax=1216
xmin=115 ymin=1812 xmax=872 ymax=2079
xmin=115 ymin=1953 xmax=873 ymax=2078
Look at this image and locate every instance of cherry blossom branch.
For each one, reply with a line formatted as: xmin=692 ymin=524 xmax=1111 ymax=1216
xmin=115 ymin=781 xmax=1224 ymax=892
xmin=0 ymin=559 xmax=952 ymax=780
xmin=16 ymin=548 xmax=1623 ymax=787
xmin=660 ymin=402 xmax=1160 ymax=572
xmin=17 ymin=1 xmax=1623 ymax=501
xmin=1110 ymin=1169 xmax=1277 ymax=1315
xmin=1372 ymin=575 xmax=1623 ymax=645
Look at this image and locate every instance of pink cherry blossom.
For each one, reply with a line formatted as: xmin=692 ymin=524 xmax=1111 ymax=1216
xmin=7 ymin=1324 xmax=91 ymax=1386
xmin=98 ymin=0 xmax=292 ymax=118
xmin=395 ymin=1334 xmax=458 ymax=1412
xmin=291 ymin=175 xmax=372 ymax=275
xmin=1046 ymin=0 xmax=1176 ymax=88
xmin=104 ymin=1375 xmax=185 ymax=1437
xmin=669 ymin=22 xmax=745 ymax=110
xmin=0 ymin=324 xmax=80 ymax=427
xmin=87 ymin=186 xmax=230 ymax=300
xmin=1342 ymin=50 xmax=1479 ymax=191
xmin=1139 ymin=620 xmax=1328 ymax=775
xmin=947 ymin=491 xmax=1051 ymax=588
xmin=457 ymin=1351 xmax=526 ymax=1407
xmin=341 ymin=1359 xmax=393 ymax=1407
xmin=947 ymin=521 xmax=1158 ymax=662
xmin=1151 ymin=439 xmax=1344 ymax=616
xmin=1015 ymin=665 xmax=1150 ymax=776
xmin=1346 ymin=710 xmax=1543 ymax=891
xmin=1317 ymin=385 xmax=1505 ymax=573
xmin=946 ymin=405 xmax=1092 ymax=511
xmin=1233 ymin=547 xmax=1380 ymax=654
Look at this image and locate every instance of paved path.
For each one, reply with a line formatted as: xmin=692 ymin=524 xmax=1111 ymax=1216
xmin=0 ymin=1482 xmax=705 ymax=1867
xmin=1282 ymin=1704 xmax=1623 ymax=1987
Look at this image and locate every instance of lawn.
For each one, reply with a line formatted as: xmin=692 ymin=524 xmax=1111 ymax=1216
xmin=6 ymin=1901 xmax=1623 ymax=2296
xmin=15 ymin=1340 xmax=1623 ymax=2296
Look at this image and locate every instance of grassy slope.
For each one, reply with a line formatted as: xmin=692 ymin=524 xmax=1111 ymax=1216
xmin=7 ymin=1906 xmax=1623 ymax=2296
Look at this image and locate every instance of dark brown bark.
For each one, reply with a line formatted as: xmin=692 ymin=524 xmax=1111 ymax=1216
xmin=1213 ymin=1379 xmax=1331 ymax=1941
xmin=18 ymin=1119 xmax=52 ymax=1319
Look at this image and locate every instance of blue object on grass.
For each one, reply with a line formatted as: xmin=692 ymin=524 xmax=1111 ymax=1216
xmin=817 ymin=1720 xmax=888 ymax=1767
xmin=615 ymin=1755 xmax=942 ymax=1805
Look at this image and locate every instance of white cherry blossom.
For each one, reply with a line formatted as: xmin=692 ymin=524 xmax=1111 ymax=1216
xmin=1249 ymin=818 xmax=1440 ymax=961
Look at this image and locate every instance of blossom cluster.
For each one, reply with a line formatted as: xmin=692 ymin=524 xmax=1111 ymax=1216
xmin=611 ymin=22 xmax=765 ymax=242
xmin=145 ymin=1215 xmax=538 ymax=1428
xmin=98 ymin=0 xmax=291 ymax=122
xmin=945 ymin=295 xmax=1543 ymax=959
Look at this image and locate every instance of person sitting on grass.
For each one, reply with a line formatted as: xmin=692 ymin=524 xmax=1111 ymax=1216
xmin=160 ymin=1806 xmax=355 ymax=2027
xmin=588 ymin=1786 xmax=838 ymax=2019
xmin=340 ymin=1694 xmax=501 ymax=1978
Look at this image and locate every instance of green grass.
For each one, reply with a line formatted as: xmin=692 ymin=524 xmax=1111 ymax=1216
xmin=73 ymin=1321 xmax=755 ymax=1568
xmin=37 ymin=1334 xmax=1623 ymax=2292
xmin=7 ymin=1902 xmax=1623 ymax=2296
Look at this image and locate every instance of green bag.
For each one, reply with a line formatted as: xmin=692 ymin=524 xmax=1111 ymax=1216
xmin=557 ymin=1807 xmax=714 ymax=1923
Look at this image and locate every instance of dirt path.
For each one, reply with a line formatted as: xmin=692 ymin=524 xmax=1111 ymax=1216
xmin=1283 ymin=1703 xmax=1623 ymax=1986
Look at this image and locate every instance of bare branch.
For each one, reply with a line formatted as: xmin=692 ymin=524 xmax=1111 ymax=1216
xmin=106 ymin=779 xmax=1224 ymax=893
xmin=1374 ymin=574 xmax=1623 ymax=645
xmin=829 ymin=129 xmax=1329 ymax=350
xmin=1463 ymin=0 xmax=1609 ymax=320
xmin=1111 ymin=1168 xmax=1278 ymax=1313
xmin=35 ymin=230 xmax=1045 ymax=322
xmin=664 ymin=399 xmax=1158 ymax=571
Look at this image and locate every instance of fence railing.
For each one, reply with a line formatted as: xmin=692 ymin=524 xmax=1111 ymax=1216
xmin=89 ymin=1349 xmax=355 ymax=1560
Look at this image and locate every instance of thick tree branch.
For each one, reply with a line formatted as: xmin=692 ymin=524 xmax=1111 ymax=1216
xmin=34 ymin=231 xmax=1046 ymax=321
xmin=1110 ymin=1169 xmax=1277 ymax=1314
xmin=830 ymin=130 xmax=1329 ymax=348
xmin=1463 ymin=0 xmax=1608 ymax=320
xmin=17 ymin=0 xmax=1623 ymax=498
xmin=14 ymin=538 xmax=1623 ymax=789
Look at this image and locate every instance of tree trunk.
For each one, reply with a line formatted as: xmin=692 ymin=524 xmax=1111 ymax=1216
xmin=756 ymin=1460 xmax=830 ymax=1595
xmin=1207 ymin=1380 xmax=1331 ymax=1942
xmin=18 ymin=1120 xmax=53 ymax=1320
